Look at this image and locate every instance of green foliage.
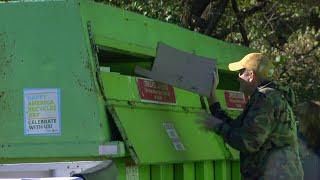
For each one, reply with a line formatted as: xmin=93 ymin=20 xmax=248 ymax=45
xmin=272 ymin=28 xmax=320 ymax=102
xmin=239 ymin=1 xmax=320 ymax=103
xmin=102 ymin=0 xmax=182 ymax=24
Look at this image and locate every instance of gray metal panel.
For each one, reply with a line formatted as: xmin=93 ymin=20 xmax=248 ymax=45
xmin=135 ymin=43 xmax=217 ymax=97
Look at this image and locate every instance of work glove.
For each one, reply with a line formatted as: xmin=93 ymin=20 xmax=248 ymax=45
xmin=196 ymin=112 xmax=224 ymax=132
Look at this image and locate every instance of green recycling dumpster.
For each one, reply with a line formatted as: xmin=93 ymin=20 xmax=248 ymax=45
xmin=0 ymin=0 xmax=253 ymax=179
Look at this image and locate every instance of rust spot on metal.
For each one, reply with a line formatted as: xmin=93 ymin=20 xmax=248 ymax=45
xmin=0 ymin=33 xmax=16 ymax=79
xmin=0 ymin=40 xmax=5 ymax=49
xmin=83 ymin=56 xmax=91 ymax=71
xmin=71 ymin=54 xmax=101 ymax=95
xmin=72 ymin=71 xmax=97 ymax=95
xmin=0 ymin=91 xmax=12 ymax=113
xmin=0 ymin=91 xmax=4 ymax=98
xmin=0 ymin=58 xmax=11 ymax=80
xmin=75 ymin=77 xmax=95 ymax=93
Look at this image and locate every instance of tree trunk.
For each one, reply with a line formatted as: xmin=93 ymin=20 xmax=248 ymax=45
xmin=181 ymin=0 xmax=211 ymax=29
xmin=231 ymin=0 xmax=250 ymax=46
xmin=204 ymin=0 xmax=229 ymax=35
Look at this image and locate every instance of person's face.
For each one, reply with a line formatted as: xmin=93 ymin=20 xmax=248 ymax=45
xmin=238 ymin=68 xmax=256 ymax=96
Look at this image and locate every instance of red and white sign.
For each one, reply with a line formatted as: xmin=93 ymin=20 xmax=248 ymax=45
xmin=137 ymin=78 xmax=176 ymax=104
xmin=224 ymin=90 xmax=247 ymax=110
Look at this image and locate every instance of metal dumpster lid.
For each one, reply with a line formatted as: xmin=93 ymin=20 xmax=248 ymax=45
xmin=108 ymin=103 xmax=232 ymax=165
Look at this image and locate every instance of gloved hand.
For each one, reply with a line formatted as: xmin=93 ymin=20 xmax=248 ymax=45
xmin=196 ymin=112 xmax=224 ymax=132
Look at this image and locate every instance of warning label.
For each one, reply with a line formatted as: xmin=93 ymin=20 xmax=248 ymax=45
xmin=224 ymin=90 xmax=247 ymax=110
xmin=137 ymin=78 xmax=176 ymax=104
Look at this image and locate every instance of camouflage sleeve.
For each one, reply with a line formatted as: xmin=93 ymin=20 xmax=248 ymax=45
xmin=215 ymin=93 xmax=275 ymax=153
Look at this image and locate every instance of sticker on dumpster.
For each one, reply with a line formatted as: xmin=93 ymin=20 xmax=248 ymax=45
xmin=137 ymin=77 xmax=176 ymax=104
xmin=23 ymin=88 xmax=61 ymax=136
xmin=173 ymin=140 xmax=185 ymax=151
xmin=224 ymin=90 xmax=247 ymax=110
xmin=99 ymin=144 xmax=118 ymax=155
xmin=163 ymin=122 xmax=185 ymax=151
xmin=126 ymin=165 xmax=139 ymax=180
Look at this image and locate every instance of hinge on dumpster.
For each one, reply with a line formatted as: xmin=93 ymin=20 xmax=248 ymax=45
xmin=87 ymin=21 xmax=99 ymax=55
xmin=87 ymin=21 xmax=107 ymax=102
xmin=127 ymin=101 xmax=137 ymax=108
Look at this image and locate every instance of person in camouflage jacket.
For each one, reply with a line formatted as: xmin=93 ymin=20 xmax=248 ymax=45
xmin=201 ymin=53 xmax=303 ymax=179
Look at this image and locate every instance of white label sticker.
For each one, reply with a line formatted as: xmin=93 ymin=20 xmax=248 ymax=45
xmin=126 ymin=165 xmax=139 ymax=180
xmin=173 ymin=141 xmax=185 ymax=151
xmin=163 ymin=122 xmax=185 ymax=151
xmin=24 ymin=88 xmax=61 ymax=136
xmin=99 ymin=145 xmax=118 ymax=155
xmin=166 ymin=129 xmax=179 ymax=139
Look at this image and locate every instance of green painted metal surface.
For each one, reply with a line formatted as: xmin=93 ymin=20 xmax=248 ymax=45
xmin=114 ymin=159 xmax=126 ymax=180
xmin=80 ymin=0 xmax=253 ymax=71
xmin=137 ymin=165 xmax=150 ymax=180
xmin=151 ymin=164 xmax=174 ymax=180
xmin=231 ymin=161 xmax=242 ymax=180
xmin=175 ymin=163 xmax=195 ymax=180
xmin=214 ymin=160 xmax=232 ymax=180
xmin=195 ymin=161 xmax=214 ymax=180
xmin=0 ymin=0 xmax=111 ymax=163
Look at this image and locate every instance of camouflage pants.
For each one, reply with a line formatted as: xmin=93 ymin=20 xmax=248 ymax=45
xmin=261 ymin=147 xmax=303 ymax=180
xmin=242 ymin=147 xmax=303 ymax=180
